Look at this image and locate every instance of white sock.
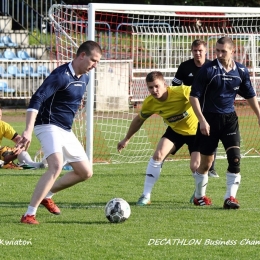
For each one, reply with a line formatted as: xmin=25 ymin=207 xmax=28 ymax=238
xmin=45 ymin=191 xmax=54 ymax=199
xmin=24 ymin=206 xmax=37 ymax=216
xmin=224 ymin=172 xmax=241 ymax=200
xmin=17 ymin=151 xmax=43 ymax=168
xmin=193 ymin=171 xmax=208 ymax=198
xmin=142 ymin=158 xmax=162 ymax=198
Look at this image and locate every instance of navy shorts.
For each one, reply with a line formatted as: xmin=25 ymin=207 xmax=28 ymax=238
xmin=196 ymin=111 xmax=240 ymax=155
xmin=162 ymin=126 xmax=198 ymax=155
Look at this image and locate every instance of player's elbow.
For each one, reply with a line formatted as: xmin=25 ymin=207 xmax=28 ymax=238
xmin=189 ymin=95 xmax=199 ymax=105
xmin=189 ymin=95 xmax=197 ymax=101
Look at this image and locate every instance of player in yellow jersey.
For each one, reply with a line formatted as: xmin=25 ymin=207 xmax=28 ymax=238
xmin=0 ymin=107 xmax=45 ymax=169
xmin=117 ymin=71 xmax=200 ymax=205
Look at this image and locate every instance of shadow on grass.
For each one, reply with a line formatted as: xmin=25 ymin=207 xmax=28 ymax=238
xmin=0 ymin=201 xmax=112 ymax=225
xmin=0 ymin=172 xmax=41 ymax=177
xmin=128 ymin=200 xmax=226 ymax=211
xmin=0 ymin=200 xmax=227 ymax=211
xmin=0 ymin=201 xmax=107 ymax=208
xmin=45 ymin=220 xmax=113 ymax=225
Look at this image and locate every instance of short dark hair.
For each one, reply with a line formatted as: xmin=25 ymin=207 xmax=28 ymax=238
xmin=191 ymin=39 xmax=207 ymax=50
xmin=217 ymin=37 xmax=234 ymax=48
xmin=146 ymin=71 xmax=164 ymax=83
xmin=76 ymin=40 xmax=102 ymax=57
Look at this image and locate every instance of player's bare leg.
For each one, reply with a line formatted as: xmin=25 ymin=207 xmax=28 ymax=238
xmin=21 ymin=153 xmax=63 ymax=224
xmin=51 ymin=160 xmax=93 ymax=192
xmin=189 ymin=151 xmax=200 ymax=203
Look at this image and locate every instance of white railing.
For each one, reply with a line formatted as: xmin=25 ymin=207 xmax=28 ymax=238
xmin=0 ymin=60 xmax=59 ymax=98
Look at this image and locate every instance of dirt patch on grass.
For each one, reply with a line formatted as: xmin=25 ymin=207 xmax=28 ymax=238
xmin=2 ymin=109 xmax=27 ymax=122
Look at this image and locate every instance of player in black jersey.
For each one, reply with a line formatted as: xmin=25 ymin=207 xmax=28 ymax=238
xmin=172 ymin=39 xmax=218 ymax=178
xmin=190 ymin=37 xmax=260 ymax=209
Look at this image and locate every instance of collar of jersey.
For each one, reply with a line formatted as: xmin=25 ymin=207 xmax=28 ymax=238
xmin=217 ymin=59 xmax=236 ymax=71
xmin=68 ymin=62 xmax=76 ymax=77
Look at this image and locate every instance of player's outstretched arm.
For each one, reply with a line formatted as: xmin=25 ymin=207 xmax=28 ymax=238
xmin=246 ymin=96 xmax=260 ymax=126
xmin=117 ymin=115 xmax=145 ymax=152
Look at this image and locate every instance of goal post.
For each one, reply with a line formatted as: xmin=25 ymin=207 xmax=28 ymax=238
xmin=48 ymin=4 xmax=260 ymax=165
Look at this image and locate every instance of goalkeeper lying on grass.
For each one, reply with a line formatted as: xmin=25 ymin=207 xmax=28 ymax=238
xmin=0 ymin=107 xmax=45 ymax=169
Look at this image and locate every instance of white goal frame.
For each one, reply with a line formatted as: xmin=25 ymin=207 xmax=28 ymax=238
xmin=48 ymin=4 xmax=260 ymax=166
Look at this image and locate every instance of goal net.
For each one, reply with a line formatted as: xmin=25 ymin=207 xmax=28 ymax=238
xmin=48 ymin=4 xmax=260 ymax=164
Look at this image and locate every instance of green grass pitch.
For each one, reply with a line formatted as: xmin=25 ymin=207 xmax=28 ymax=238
xmin=1 ymin=112 xmax=260 ymax=259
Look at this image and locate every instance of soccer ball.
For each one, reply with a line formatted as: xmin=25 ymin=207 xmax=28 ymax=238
xmin=105 ymin=198 xmax=131 ymax=223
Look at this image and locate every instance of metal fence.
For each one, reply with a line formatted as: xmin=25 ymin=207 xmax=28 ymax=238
xmin=0 ymin=0 xmax=61 ymax=102
xmin=1 ymin=0 xmax=56 ymax=45
xmin=0 ymin=60 xmax=60 ymax=100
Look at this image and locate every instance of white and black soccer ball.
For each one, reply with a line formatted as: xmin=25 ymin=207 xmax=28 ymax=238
xmin=105 ymin=198 xmax=131 ymax=223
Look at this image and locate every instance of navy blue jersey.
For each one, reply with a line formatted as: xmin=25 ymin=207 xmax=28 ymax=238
xmin=190 ymin=59 xmax=256 ymax=114
xmin=172 ymin=58 xmax=211 ymax=86
xmin=28 ymin=62 xmax=88 ymax=131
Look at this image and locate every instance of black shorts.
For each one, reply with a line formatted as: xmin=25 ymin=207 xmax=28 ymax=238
xmin=196 ymin=112 xmax=240 ymax=155
xmin=162 ymin=126 xmax=198 ymax=155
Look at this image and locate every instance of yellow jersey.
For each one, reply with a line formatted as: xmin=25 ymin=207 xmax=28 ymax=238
xmin=139 ymin=85 xmax=198 ymax=135
xmin=0 ymin=121 xmax=16 ymax=145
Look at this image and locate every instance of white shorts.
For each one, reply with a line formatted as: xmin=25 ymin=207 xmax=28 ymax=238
xmin=34 ymin=124 xmax=88 ymax=164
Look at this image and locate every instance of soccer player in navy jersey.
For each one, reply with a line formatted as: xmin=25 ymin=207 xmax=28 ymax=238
xmin=190 ymin=36 xmax=260 ymax=209
xmin=172 ymin=39 xmax=218 ymax=178
xmin=18 ymin=41 xmax=102 ymax=224
xmin=117 ymin=71 xmax=200 ymax=206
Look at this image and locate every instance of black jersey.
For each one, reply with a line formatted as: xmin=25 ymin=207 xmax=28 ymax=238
xmin=190 ymin=59 xmax=256 ymax=114
xmin=172 ymin=58 xmax=211 ymax=86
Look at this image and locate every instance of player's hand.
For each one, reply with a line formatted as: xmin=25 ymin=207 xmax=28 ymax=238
xmin=15 ymin=131 xmax=32 ymax=151
xmin=117 ymin=139 xmax=129 ymax=153
xmin=199 ymin=120 xmax=210 ymax=136
xmin=12 ymin=146 xmax=24 ymax=155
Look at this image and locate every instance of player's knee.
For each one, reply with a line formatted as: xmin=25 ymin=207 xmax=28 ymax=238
xmin=198 ymin=160 xmax=212 ymax=172
xmin=227 ymin=148 xmax=240 ymax=173
xmin=80 ymin=168 xmax=93 ymax=181
xmin=82 ymin=174 xmax=92 ymax=181
xmin=152 ymin=152 xmax=165 ymax=161
xmin=71 ymin=161 xmax=93 ymax=181
xmin=48 ymin=162 xmax=63 ymax=175
xmin=78 ymin=169 xmax=93 ymax=181
xmin=86 ymin=170 xmax=93 ymax=179
xmin=190 ymin=152 xmax=200 ymax=172
xmin=190 ymin=161 xmax=199 ymax=173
